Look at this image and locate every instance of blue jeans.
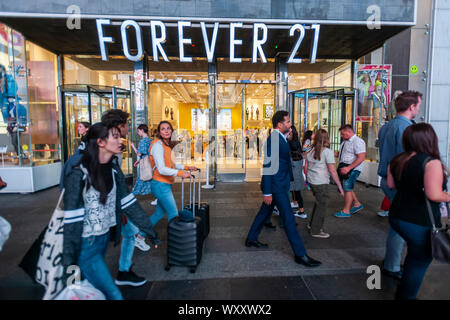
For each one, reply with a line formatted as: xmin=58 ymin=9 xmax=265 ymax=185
xmin=380 ymin=177 xmax=405 ymax=272
xmin=77 ymin=232 xmax=123 ymax=300
xmin=389 ymin=217 xmax=433 ymax=300
xmin=119 ymin=220 xmax=139 ymax=272
xmin=341 ymin=170 xmax=361 ymax=191
xmin=149 ymin=179 xmax=179 ymax=227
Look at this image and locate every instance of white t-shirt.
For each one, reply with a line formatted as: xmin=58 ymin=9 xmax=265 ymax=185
xmin=338 ymin=134 xmax=366 ymax=172
xmin=306 ymin=147 xmax=336 ymax=185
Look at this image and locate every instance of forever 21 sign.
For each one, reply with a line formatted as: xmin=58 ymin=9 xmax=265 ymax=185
xmin=96 ymin=19 xmax=320 ymax=64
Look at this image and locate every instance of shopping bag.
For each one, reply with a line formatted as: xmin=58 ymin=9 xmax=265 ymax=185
xmin=0 ymin=216 xmax=11 ymax=252
xmin=35 ymin=189 xmax=66 ymax=300
xmin=380 ymin=196 xmax=391 ymax=211
xmin=53 ymin=279 xmax=105 ymax=300
xmin=139 ymin=155 xmax=153 ymax=181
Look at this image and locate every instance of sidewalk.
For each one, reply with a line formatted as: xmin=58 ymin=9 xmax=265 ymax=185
xmin=0 ymin=181 xmax=449 ymax=300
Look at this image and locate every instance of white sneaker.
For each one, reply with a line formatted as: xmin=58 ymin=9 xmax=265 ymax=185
xmin=311 ymin=231 xmax=330 ymax=239
xmin=151 ymin=199 xmax=158 ymax=206
xmin=377 ymin=211 xmax=389 ymax=217
xmin=134 ymin=236 xmax=150 ymax=251
xmin=294 ymin=211 xmax=307 ymax=219
xmin=291 ymin=202 xmax=299 ymax=209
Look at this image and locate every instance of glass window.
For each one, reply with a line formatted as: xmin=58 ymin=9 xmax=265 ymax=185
xmin=26 ymin=41 xmax=61 ymax=166
xmin=0 ymin=23 xmax=29 ymax=167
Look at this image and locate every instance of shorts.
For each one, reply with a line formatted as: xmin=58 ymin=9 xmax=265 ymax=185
xmin=341 ymin=170 xmax=361 ymax=191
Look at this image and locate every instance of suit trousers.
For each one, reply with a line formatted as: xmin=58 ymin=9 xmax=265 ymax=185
xmin=247 ymin=190 xmax=307 ymax=257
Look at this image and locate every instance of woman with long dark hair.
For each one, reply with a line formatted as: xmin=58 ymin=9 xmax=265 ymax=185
xmin=305 ymin=129 xmax=344 ymax=238
xmin=62 ymin=122 xmax=159 ymax=300
xmin=387 ymin=123 xmax=450 ymax=300
xmin=288 ymin=125 xmax=307 ymax=218
xmin=148 ymin=121 xmax=197 ymax=226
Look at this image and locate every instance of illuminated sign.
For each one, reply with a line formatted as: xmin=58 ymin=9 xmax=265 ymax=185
xmin=96 ymin=19 xmax=320 ymax=63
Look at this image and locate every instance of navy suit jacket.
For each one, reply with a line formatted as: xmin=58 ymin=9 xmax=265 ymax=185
xmin=260 ymin=130 xmax=294 ymax=195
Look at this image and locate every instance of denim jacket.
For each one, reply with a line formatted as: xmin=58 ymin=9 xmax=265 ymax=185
xmin=61 ymin=159 xmax=160 ymax=269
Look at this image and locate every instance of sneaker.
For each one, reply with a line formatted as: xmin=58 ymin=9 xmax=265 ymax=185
xmin=151 ymin=199 xmax=158 ymax=206
xmin=377 ymin=211 xmax=389 ymax=217
xmin=334 ymin=211 xmax=351 ymax=218
xmin=350 ymin=204 xmax=364 ymax=214
xmin=311 ymin=231 xmax=330 ymax=239
xmin=291 ymin=202 xmax=299 ymax=209
xmin=293 ymin=211 xmax=307 ymax=219
xmin=134 ymin=235 xmax=150 ymax=252
xmin=115 ymin=268 xmax=147 ymax=287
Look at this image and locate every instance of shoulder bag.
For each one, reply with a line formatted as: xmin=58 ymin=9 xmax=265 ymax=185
xmin=139 ymin=155 xmax=153 ymax=181
xmin=423 ymin=157 xmax=450 ymax=263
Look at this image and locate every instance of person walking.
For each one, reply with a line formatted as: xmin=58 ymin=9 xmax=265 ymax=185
xmin=122 ymin=124 xmax=153 ymax=254
xmin=305 ymin=129 xmax=344 ymax=238
xmin=387 ymin=123 xmax=449 ymax=300
xmin=377 ymin=90 xmax=422 ymax=280
xmin=334 ymin=124 xmax=366 ymax=218
xmin=288 ymin=125 xmax=307 ymax=219
xmin=61 ymin=122 xmax=160 ymax=300
xmin=148 ymin=121 xmax=197 ymax=227
xmin=245 ymin=110 xmax=321 ymax=268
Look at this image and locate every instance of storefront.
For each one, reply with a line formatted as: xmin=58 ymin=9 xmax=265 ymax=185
xmin=0 ymin=0 xmax=417 ymax=191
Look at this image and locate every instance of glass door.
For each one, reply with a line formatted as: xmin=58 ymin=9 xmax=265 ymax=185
xmin=328 ymin=89 xmax=345 ymax=153
xmin=63 ymin=91 xmax=89 ymax=159
xmin=216 ymin=83 xmax=246 ymax=182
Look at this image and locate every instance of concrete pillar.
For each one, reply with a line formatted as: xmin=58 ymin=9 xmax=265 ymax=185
xmin=275 ymin=56 xmax=289 ymax=111
xmin=426 ymin=0 xmax=450 ymax=171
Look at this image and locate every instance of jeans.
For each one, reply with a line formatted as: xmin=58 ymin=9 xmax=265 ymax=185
xmin=119 ymin=220 xmax=139 ymax=272
xmin=309 ymin=184 xmax=329 ymax=234
xmin=149 ymin=179 xmax=179 ymax=227
xmin=341 ymin=170 xmax=361 ymax=191
xmin=77 ymin=232 xmax=123 ymax=300
xmin=389 ymin=217 xmax=433 ymax=300
xmin=380 ymin=177 xmax=405 ymax=272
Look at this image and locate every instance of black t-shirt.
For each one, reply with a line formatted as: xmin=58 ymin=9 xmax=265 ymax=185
xmin=389 ymin=152 xmax=443 ymax=228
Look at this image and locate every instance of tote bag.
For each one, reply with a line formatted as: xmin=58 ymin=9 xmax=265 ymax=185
xmin=35 ymin=189 xmax=67 ymax=300
xmin=139 ymin=155 xmax=153 ymax=181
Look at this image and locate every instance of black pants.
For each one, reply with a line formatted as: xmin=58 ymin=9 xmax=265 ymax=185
xmin=291 ymin=190 xmax=304 ymax=208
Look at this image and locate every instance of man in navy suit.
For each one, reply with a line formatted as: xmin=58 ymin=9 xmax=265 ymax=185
xmin=245 ymin=111 xmax=321 ymax=267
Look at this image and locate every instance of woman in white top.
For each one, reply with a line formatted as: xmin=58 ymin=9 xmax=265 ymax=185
xmin=305 ymin=129 xmax=344 ymax=238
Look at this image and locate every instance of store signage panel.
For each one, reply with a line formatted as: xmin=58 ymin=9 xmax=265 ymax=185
xmin=96 ymin=19 xmax=320 ymax=63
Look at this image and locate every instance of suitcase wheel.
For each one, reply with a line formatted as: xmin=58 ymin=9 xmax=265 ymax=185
xmin=189 ymin=266 xmax=197 ymax=273
xmin=165 ymin=264 xmax=171 ymax=271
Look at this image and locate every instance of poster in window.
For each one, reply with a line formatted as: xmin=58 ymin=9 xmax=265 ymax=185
xmin=191 ymin=108 xmax=209 ymax=131
xmin=263 ymin=104 xmax=274 ymax=120
xmin=356 ymin=64 xmax=392 ymax=122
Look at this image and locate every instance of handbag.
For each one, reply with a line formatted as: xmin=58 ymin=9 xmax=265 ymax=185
xmin=338 ymin=162 xmax=353 ymax=180
xmin=53 ymin=279 xmax=105 ymax=300
xmin=139 ymin=155 xmax=153 ymax=181
xmin=19 ymin=190 xmax=67 ymax=299
xmin=423 ymin=157 xmax=450 ymax=263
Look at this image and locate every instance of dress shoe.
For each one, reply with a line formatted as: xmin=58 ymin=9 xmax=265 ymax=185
xmin=294 ymin=255 xmax=322 ymax=267
xmin=264 ymin=222 xmax=276 ymax=229
xmin=381 ymin=268 xmax=403 ymax=281
xmin=245 ymin=239 xmax=268 ymax=248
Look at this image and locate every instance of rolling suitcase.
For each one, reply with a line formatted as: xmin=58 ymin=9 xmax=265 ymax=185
xmin=165 ymin=174 xmax=204 ymax=273
xmin=183 ymin=169 xmax=210 ymax=240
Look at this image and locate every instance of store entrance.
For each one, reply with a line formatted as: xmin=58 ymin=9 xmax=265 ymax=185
xmin=290 ymin=87 xmax=356 ymax=153
xmin=59 ymin=84 xmax=133 ymax=175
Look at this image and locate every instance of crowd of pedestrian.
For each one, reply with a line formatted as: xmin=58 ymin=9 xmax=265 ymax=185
xmin=18 ymin=89 xmax=445 ymax=300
